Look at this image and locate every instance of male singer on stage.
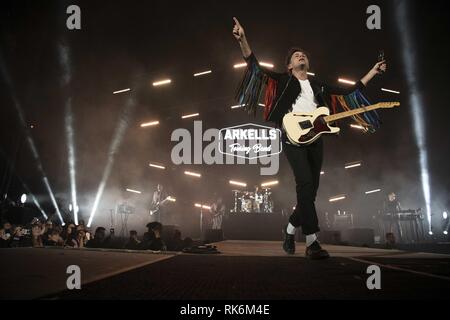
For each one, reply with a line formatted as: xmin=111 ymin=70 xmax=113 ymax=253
xmin=233 ymin=18 xmax=387 ymax=259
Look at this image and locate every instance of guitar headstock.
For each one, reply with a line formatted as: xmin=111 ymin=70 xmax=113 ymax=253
xmin=376 ymin=102 xmax=400 ymax=109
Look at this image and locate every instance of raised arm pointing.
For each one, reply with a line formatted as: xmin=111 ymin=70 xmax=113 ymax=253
xmin=233 ymin=17 xmax=252 ymax=58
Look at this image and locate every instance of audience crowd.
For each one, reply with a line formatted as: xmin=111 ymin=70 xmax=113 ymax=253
xmin=0 ymin=218 xmax=193 ymax=252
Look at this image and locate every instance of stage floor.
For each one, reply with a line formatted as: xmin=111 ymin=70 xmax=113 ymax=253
xmin=1 ymin=241 xmax=450 ymax=300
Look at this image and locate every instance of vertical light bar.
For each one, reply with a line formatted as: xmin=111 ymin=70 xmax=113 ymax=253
xmin=395 ymin=0 xmax=432 ymax=232
xmin=87 ymin=97 xmax=136 ymax=228
xmin=58 ymin=43 xmax=78 ymax=225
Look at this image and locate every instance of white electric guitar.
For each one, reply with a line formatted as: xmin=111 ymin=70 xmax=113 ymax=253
xmin=282 ymin=102 xmax=400 ymax=146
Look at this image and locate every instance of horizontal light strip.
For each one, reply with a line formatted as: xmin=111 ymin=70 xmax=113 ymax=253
xmin=184 ymin=171 xmax=201 ymax=178
xmin=345 ymin=162 xmax=362 ymax=169
xmin=320 ymin=171 xmax=325 ymax=175
xmin=140 ymin=121 xmax=159 ymax=127
xmin=194 ymin=70 xmax=212 ymax=77
xmin=152 ymin=79 xmax=171 ymax=86
xmin=113 ymin=88 xmax=131 ymax=94
xmin=167 ymin=196 xmax=176 ymax=202
xmin=231 ymin=104 xmax=245 ymax=109
xmin=350 ymin=124 xmax=365 ymax=130
xmin=381 ymin=88 xmax=401 ymax=94
xmin=338 ymin=78 xmax=356 ymax=85
xmin=149 ymin=163 xmax=165 ymax=170
xmin=126 ymin=188 xmax=141 ymax=194
xmin=181 ymin=113 xmax=199 ymax=119
xmin=233 ymin=63 xmax=247 ymax=69
xmin=365 ymin=189 xmax=382 ymax=195
xmin=307 ymin=72 xmax=316 ymax=76
xmin=329 ymin=195 xmax=346 ymax=202
xmin=195 ymin=203 xmax=211 ymax=210
xmin=261 ymin=180 xmax=279 ymax=187
xmin=259 ymin=62 xmax=274 ymax=68
xmin=229 ymin=180 xmax=247 ymax=187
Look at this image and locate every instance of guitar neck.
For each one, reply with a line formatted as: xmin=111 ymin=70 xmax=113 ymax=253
xmin=324 ymin=104 xmax=381 ymax=122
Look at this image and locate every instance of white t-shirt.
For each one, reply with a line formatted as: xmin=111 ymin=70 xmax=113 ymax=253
xmin=291 ymin=79 xmax=318 ymax=113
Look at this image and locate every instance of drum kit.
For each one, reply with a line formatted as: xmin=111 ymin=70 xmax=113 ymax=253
xmin=231 ymin=189 xmax=274 ymax=213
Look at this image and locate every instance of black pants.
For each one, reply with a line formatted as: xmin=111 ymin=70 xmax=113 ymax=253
xmin=283 ymin=138 xmax=323 ymax=235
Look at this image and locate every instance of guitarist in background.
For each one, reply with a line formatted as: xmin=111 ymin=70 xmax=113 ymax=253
xmin=150 ymin=184 xmax=167 ymax=223
xmin=233 ymin=18 xmax=387 ymax=259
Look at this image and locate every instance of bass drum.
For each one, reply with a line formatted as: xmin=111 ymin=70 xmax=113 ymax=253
xmin=241 ymin=199 xmax=253 ymax=213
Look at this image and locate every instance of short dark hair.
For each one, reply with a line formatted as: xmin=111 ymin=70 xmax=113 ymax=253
xmin=146 ymin=222 xmax=162 ymax=231
xmin=130 ymin=230 xmax=137 ymax=236
xmin=95 ymin=227 xmax=106 ymax=234
xmin=285 ymin=47 xmax=310 ymax=69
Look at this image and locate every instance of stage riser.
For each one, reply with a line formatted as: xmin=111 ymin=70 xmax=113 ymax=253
xmin=222 ymin=213 xmax=288 ymax=241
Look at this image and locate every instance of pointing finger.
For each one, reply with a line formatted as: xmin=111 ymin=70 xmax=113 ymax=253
xmin=233 ymin=17 xmax=241 ymax=27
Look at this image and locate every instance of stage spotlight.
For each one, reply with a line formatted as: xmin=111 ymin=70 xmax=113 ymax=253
xmin=350 ymin=124 xmax=365 ymax=130
xmin=181 ymin=113 xmax=199 ymax=119
xmin=329 ymin=195 xmax=346 ymax=202
xmin=194 ymin=203 xmax=210 ymax=210
xmin=126 ymin=188 xmax=142 ymax=194
xmin=194 ymin=70 xmax=212 ymax=77
xmin=113 ymin=88 xmax=131 ymax=94
xmin=338 ymin=78 xmax=356 ymax=85
xmin=365 ymin=189 xmax=382 ymax=195
xmin=184 ymin=171 xmax=201 ymax=178
xmin=87 ymin=97 xmax=136 ymax=228
xmin=428 ymin=231 xmax=433 ymax=236
xmin=64 ymin=99 xmax=79 ymax=225
xmin=443 ymin=211 xmax=448 ymax=220
xmin=233 ymin=63 xmax=247 ymax=69
xmin=229 ymin=180 xmax=247 ymax=187
xmin=149 ymin=163 xmax=166 ymax=170
xmin=259 ymin=62 xmax=274 ymax=68
xmin=152 ymin=79 xmax=171 ymax=86
xmin=344 ymin=162 xmax=362 ymax=169
xmin=58 ymin=43 xmax=79 ymax=225
xmin=1 ymin=54 xmax=62 ymax=225
xmin=140 ymin=121 xmax=159 ymax=127
xmin=20 ymin=194 xmax=27 ymax=204
xmin=396 ymin=0 xmax=432 ymax=233
xmin=69 ymin=204 xmax=73 ymax=212
xmin=30 ymin=194 xmax=47 ymax=219
xmin=320 ymin=171 xmax=325 ymax=175
xmin=444 ymin=231 xmax=448 ymax=235
xmin=261 ymin=180 xmax=279 ymax=187
xmin=381 ymin=88 xmax=400 ymax=94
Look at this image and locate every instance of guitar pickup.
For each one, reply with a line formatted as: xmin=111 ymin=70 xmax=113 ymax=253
xmin=298 ymin=121 xmax=313 ymax=130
